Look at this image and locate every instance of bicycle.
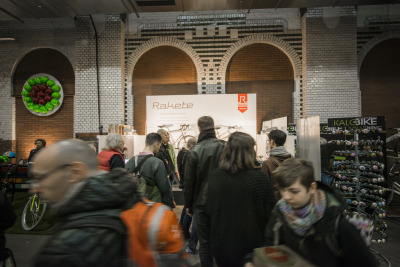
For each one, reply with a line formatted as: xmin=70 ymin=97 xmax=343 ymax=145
xmin=21 ymin=192 xmax=47 ymax=231
xmin=387 ymin=160 xmax=400 ymax=206
xmin=215 ymin=125 xmax=243 ymax=141
xmin=386 ymin=128 xmax=400 ymax=157
xmin=157 ymin=124 xmax=196 ymax=150
xmin=0 ymin=164 xmax=18 ymax=203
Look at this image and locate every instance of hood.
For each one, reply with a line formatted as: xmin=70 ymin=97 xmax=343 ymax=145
xmin=270 ymin=146 xmax=291 ymax=157
xmin=57 ymin=168 xmax=138 ymax=217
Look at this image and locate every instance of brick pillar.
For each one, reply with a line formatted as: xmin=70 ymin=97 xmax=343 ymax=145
xmin=302 ymin=7 xmax=361 ymax=121
xmin=75 ymin=14 xmax=125 ymax=134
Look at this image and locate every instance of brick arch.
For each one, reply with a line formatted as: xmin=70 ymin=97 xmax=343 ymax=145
xmin=220 ymin=34 xmax=302 ymax=83
xmin=10 ymin=47 xmax=75 ymax=94
xmin=126 ymin=37 xmax=203 ymax=92
xmin=358 ymin=30 xmax=400 ymax=75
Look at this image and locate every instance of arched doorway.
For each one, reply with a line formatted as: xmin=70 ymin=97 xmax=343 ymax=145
xmin=13 ymin=48 xmax=75 ymax=161
xmin=225 ymin=43 xmax=294 ymax=132
xmin=132 ymin=46 xmax=197 ymax=134
xmin=360 ymin=39 xmax=400 ymax=145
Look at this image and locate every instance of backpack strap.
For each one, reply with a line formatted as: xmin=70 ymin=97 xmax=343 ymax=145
xmin=324 ymin=214 xmax=344 ymax=258
xmin=147 ymin=204 xmax=170 ymax=251
xmin=58 ymin=216 xmax=126 ymax=235
xmin=272 ymin=218 xmax=283 ymax=246
xmin=133 ymin=154 xmax=153 ymax=175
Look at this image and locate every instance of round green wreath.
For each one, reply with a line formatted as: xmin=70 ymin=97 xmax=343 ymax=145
xmin=21 ymin=73 xmax=64 ymax=116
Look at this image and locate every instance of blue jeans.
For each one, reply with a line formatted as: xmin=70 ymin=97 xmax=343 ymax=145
xmin=188 ymin=215 xmax=198 ymax=252
xmin=180 ymin=206 xmax=192 ymax=240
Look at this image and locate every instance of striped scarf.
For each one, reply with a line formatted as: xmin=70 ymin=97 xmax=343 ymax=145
xmin=278 ymin=189 xmax=326 ymax=236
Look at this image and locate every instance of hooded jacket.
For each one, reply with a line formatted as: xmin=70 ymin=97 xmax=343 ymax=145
xmin=34 ymin=169 xmax=139 ymax=267
xmin=263 ymin=182 xmax=377 ymax=267
xmin=262 ymin=146 xmax=292 ymax=182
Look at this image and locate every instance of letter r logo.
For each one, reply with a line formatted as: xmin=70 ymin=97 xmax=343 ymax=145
xmin=238 ymin=94 xmax=247 ymax=103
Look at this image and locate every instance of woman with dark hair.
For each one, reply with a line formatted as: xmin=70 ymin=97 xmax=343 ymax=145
xmin=207 ymin=132 xmax=276 ymax=267
xmin=28 ymin=139 xmax=46 ymax=163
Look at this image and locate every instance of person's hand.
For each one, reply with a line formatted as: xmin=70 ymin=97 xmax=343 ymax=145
xmin=175 ymin=170 xmax=180 ymax=179
xmin=244 ymin=263 xmax=254 ymax=267
xmin=186 ymin=208 xmax=193 ymax=217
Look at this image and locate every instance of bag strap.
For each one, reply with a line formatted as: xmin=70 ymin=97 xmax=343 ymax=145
xmin=273 ymin=218 xmax=283 ymax=246
xmin=324 ymin=214 xmax=343 ymax=258
xmin=133 ymin=154 xmax=153 ymax=174
xmin=58 ymin=216 xmax=126 ymax=234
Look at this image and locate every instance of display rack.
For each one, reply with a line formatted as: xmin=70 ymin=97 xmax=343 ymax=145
xmin=327 ymin=118 xmax=388 ymax=246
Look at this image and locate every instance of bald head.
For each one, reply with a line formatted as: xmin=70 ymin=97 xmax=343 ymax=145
xmin=35 ymin=139 xmax=99 ymax=171
xmin=157 ymin=129 xmax=169 ymax=145
xmin=187 ymin=137 xmax=197 ymax=149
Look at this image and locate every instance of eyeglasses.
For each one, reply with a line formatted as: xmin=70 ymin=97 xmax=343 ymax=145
xmin=31 ymin=163 xmax=71 ymax=182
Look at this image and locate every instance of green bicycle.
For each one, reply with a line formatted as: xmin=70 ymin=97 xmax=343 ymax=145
xmin=21 ymin=193 xmax=47 ymax=231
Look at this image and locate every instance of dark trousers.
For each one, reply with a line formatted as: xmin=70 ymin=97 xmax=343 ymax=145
xmin=194 ymin=205 xmax=213 ymax=267
xmin=188 ymin=215 xmax=198 ymax=252
xmin=180 ymin=206 xmax=192 ymax=240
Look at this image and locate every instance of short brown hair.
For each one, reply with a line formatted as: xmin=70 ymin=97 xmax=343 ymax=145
xmin=273 ymin=158 xmax=315 ymax=190
xmin=197 ymin=116 xmax=214 ymax=131
xmin=219 ymin=132 xmax=257 ymax=173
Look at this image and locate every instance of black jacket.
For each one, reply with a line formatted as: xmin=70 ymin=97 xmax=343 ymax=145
xmin=177 ymin=148 xmax=190 ymax=186
xmin=34 ymin=169 xmax=139 ymax=267
xmin=184 ymin=132 xmax=224 ymax=207
xmin=207 ymin=168 xmax=276 ymax=267
xmin=264 ymin=182 xmax=378 ymax=267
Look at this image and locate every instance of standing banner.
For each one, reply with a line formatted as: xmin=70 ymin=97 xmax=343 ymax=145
xmin=146 ymin=94 xmax=256 ymax=149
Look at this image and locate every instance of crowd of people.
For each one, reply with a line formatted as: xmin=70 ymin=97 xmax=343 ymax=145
xmin=0 ymin=116 xmax=378 ymax=267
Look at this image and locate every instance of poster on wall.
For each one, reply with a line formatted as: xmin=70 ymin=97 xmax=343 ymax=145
xmin=146 ymin=94 xmax=257 ymax=149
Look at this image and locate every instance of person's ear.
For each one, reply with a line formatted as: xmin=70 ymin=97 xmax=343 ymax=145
xmin=68 ymin=162 xmax=87 ymax=183
xmin=310 ymin=182 xmax=317 ymax=193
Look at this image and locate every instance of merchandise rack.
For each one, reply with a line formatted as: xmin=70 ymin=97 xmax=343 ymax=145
xmin=329 ymin=127 xmax=388 ymax=245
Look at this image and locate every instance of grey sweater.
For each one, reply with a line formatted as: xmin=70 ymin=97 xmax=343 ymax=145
xmin=125 ymin=155 xmax=172 ymax=207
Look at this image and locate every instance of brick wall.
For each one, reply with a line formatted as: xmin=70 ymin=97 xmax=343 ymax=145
xmin=15 ymin=97 xmax=74 ymax=161
xmin=0 ymin=18 xmax=75 ymax=153
xmin=360 ymin=38 xmax=400 ymax=136
xmin=74 ymin=14 xmax=125 ymax=134
xmin=226 ymin=43 xmax=294 ymax=131
xmin=132 ymin=46 xmax=197 ymax=134
xmin=12 ymin=48 xmax=75 ymax=161
xmin=302 ymin=7 xmax=360 ymax=121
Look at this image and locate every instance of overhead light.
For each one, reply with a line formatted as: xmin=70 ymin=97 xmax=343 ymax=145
xmin=0 ymin=38 xmax=15 ymax=41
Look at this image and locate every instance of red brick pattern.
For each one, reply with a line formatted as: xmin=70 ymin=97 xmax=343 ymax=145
xmin=360 ymin=39 xmax=400 ymax=138
xmin=15 ymin=97 xmax=74 ymax=161
xmin=13 ymin=48 xmax=75 ymax=161
xmin=132 ymin=46 xmax=197 ymax=134
xmin=226 ymin=43 xmax=294 ymax=132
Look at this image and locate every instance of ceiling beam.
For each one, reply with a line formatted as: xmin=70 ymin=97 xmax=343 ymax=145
xmin=8 ymin=0 xmax=38 ymax=19
xmin=0 ymin=6 xmax=24 ymax=23
xmin=126 ymin=0 xmax=140 ymax=18
xmin=275 ymin=0 xmax=283 ymax=9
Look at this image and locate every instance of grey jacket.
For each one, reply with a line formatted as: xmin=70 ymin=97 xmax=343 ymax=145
xmin=126 ymin=155 xmax=172 ymax=207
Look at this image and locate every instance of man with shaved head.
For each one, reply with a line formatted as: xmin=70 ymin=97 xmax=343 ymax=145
xmin=30 ymin=139 xmax=139 ymax=267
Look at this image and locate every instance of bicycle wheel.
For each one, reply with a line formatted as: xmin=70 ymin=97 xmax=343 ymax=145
xmin=21 ymin=194 xmax=47 ymax=231
xmin=177 ymin=135 xmax=195 ymax=151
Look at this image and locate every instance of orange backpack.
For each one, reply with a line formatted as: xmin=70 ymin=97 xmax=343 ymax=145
xmin=120 ymin=199 xmax=189 ymax=267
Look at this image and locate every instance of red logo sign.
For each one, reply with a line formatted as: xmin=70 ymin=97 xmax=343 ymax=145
xmin=238 ymin=94 xmax=248 ymax=113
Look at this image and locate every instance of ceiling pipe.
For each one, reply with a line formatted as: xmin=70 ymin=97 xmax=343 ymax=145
xmin=8 ymin=0 xmax=37 ymax=19
xmin=0 ymin=6 xmax=24 ymax=23
xmin=275 ymin=0 xmax=283 ymax=9
xmin=89 ymin=14 xmax=103 ymax=135
xmin=248 ymin=0 xmax=256 ymax=14
xmin=126 ymin=0 xmax=140 ymax=18
xmin=0 ymin=37 xmax=16 ymax=41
